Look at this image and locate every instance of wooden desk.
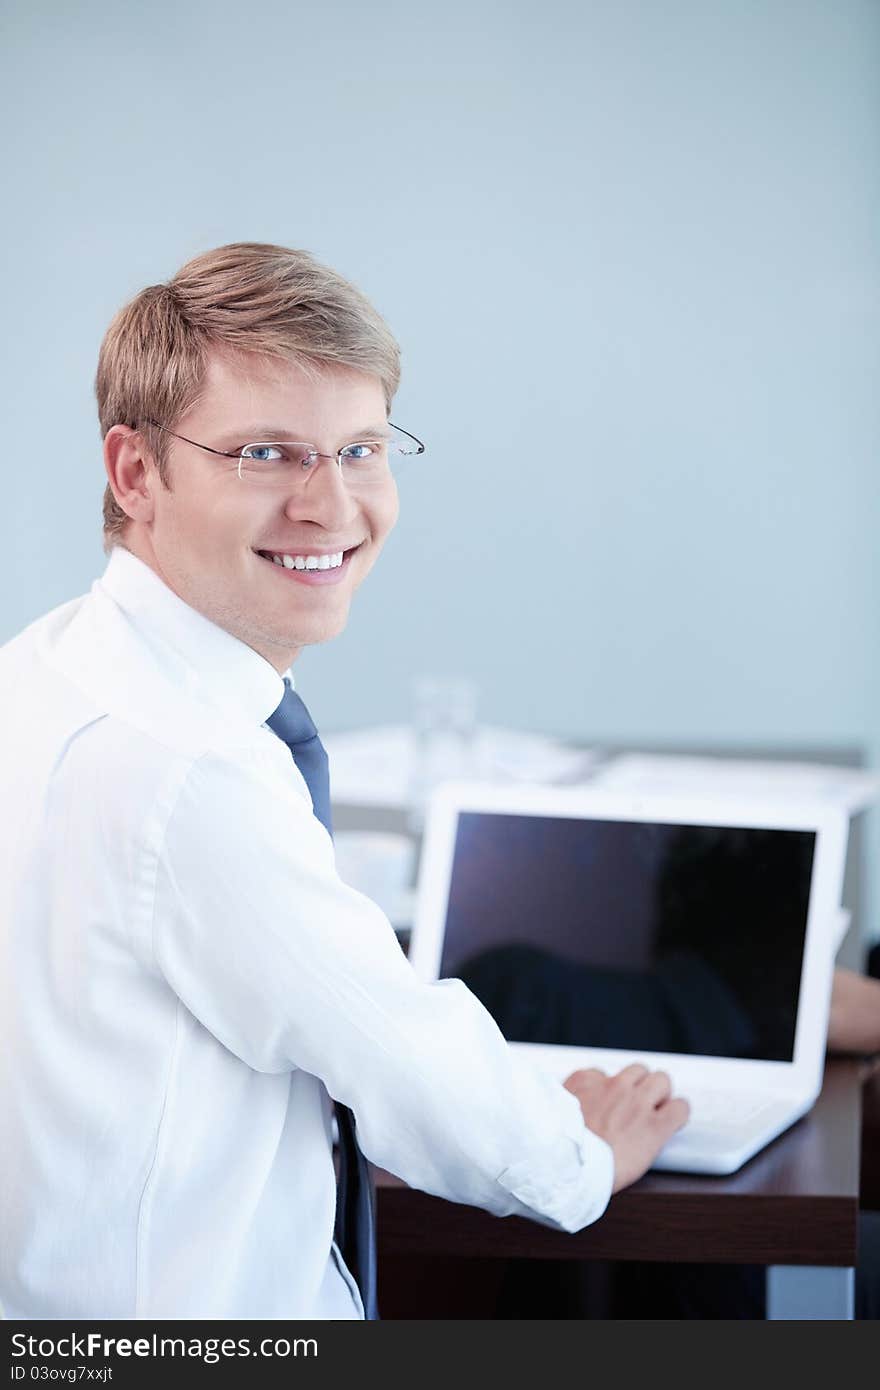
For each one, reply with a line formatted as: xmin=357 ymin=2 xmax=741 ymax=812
xmin=373 ymin=1058 xmax=864 ymax=1319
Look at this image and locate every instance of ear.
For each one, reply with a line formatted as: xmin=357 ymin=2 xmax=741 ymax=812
xmin=103 ymin=425 xmax=159 ymax=525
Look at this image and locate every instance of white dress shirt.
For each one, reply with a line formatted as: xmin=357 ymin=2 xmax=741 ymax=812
xmin=0 ymin=546 xmax=614 ymax=1320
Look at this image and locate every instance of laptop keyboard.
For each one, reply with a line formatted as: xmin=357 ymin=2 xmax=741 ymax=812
xmin=677 ymin=1088 xmax=779 ymax=1134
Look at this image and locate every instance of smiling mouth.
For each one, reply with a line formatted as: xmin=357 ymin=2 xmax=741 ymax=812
xmin=252 ymin=543 xmax=363 ymax=584
xmin=253 ymin=543 xmax=363 ymax=566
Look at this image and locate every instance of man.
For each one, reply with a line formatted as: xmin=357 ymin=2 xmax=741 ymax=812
xmin=0 ymin=242 xmax=687 ymax=1320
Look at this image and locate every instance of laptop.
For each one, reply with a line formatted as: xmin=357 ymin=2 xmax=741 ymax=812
xmin=409 ymin=780 xmax=850 ymax=1174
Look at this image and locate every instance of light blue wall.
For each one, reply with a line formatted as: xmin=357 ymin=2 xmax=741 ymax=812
xmin=3 ymin=1 xmax=878 ymax=929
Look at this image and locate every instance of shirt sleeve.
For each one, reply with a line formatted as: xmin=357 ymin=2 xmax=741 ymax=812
xmin=146 ymin=746 xmax=614 ymax=1235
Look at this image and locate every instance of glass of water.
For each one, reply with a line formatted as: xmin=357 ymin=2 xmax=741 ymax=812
xmin=407 ymin=675 xmax=478 ymax=833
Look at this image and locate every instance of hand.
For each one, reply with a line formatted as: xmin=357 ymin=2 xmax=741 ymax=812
xmin=828 ymin=966 xmax=880 ymax=1055
xmin=563 ymin=1063 xmax=690 ymax=1193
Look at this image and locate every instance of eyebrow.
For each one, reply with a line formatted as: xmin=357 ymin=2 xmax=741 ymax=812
xmin=216 ymin=423 xmax=392 ymax=445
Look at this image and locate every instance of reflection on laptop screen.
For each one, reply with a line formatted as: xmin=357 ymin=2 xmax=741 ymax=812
xmin=439 ymin=815 xmax=816 ymax=1063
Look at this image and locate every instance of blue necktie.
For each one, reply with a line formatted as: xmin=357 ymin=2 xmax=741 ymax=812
xmin=265 ymin=677 xmax=379 ymax=1320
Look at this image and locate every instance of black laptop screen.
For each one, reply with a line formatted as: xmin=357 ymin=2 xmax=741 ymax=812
xmin=438 ymin=814 xmax=816 ymax=1063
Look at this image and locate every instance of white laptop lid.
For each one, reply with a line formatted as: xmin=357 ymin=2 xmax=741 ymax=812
xmin=410 ymin=781 xmax=850 ymax=1098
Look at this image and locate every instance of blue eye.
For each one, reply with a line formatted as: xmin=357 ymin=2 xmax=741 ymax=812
xmin=242 ymin=444 xmax=285 ymax=463
xmin=341 ymin=443 xmax=375 ymax=461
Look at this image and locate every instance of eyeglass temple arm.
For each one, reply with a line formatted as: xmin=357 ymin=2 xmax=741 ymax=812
xmin=144 ymin=420 xmax=240 ymax=458
xmin=388 ymin=421 xmax=425 ymax=453
xmin=147 ymin=417 xmax=424 ymax=456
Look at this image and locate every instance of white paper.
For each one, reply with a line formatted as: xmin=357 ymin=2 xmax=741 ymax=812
xmin=323 ymin=723 xmax=600 ymax=809
xmin=588 ymin=753 xmax=880 ymax=815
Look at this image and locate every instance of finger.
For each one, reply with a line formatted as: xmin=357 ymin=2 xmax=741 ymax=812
xmin=613 ymin=1063 xmax=650 ymax=1086
xmin=563 ymin=1068 xmax=607 ymax=1097
xmin=637 ymin=1070 xmax=673 ymax=1107
xmin=656 ymin=1096 xmax=691 ymax=1135
xmin=564 ymin=1067 xmax=607 ymax=1089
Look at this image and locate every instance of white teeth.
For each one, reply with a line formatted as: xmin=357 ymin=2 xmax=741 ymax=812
xmin=264 ymin=550 xmax=346 ymax=569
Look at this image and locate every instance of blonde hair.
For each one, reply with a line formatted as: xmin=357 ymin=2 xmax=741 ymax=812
xmin=96 ymin=242 xmax=401 ymax=551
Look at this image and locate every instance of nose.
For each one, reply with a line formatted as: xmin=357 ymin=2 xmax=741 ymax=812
xmin=282 ymin=453 xmax=361 ymax=530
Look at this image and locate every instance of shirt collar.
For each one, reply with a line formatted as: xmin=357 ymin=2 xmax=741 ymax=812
xmin=98 ymin=546 xmax=292 ymax=730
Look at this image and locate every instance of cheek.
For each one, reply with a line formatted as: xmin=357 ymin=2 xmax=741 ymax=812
xmin=376 ymin=484 xmax=400 ymax=537
xmin=201 ymin=501 xmax=262 ymax=557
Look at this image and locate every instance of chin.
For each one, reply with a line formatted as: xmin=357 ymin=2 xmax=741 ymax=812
xmin=286 ymin=612 xmax=350 ymax=648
